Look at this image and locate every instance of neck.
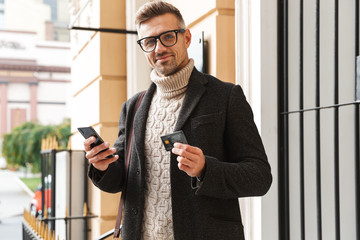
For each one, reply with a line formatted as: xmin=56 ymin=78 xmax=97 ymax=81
xmin=151 ymin=59 xmax=194 ymax=99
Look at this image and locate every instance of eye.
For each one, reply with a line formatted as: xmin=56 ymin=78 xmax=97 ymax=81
xmin=161 ymin=33 xmax=175 ymax=42
xmin=143 ymin=38 xmax=156 ymax=47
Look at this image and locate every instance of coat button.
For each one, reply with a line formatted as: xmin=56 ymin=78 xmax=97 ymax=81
xmin=136 ymin=169 xmax=140 ymax=175
xmin=131 ymin=208 xmax=138 ymax=215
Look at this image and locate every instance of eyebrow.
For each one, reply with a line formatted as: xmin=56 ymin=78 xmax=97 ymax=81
xmin=140 ymin=28 xmax=182 ymax=39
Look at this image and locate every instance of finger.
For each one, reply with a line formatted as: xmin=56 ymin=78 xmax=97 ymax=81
xmin=176 ymin=155 xmax=193 ymax=167
xmin=92 ymin=155 xmax=119 ymax=171
xmin=177 ymin=155 xmax=204 ymax=175
xmin=87 ymin=146 xmax=115 ymax=161
xmin=96 ymin=147 xmax=117 ymax=160
xmin=90 ymin=154 xmax=118 ymax=164
xmin=172 ymin=144 xmax=188 ymax=156
xmin=84 ymin=136 xmax=96 ymax=151
xmin=173 ymin=143 xmax=203 ymax=155
xmin=172 ymin=146 xmax=198 ymax=162
xmin=173 ymin=142 xmax=188 ymax=149
xmin=177 ymin=162 xmax=197 ymax=177
xmin=87 ymin=142 xmax=110 ymax=158
xmin=178 ymin=161 xmax=190 ymax=171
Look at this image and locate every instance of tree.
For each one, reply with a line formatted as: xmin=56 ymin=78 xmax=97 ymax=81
xmin=2 ymin=119 xmax=71 ymax=172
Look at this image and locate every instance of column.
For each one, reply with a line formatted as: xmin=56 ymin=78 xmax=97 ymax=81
xmin=126 ymin=0 xmax=151 ymax=97
xmin=29 ymin=82 xmax=38 ymax=122
xmin=0 ymin=81 xmax=8 ymax=137
xmin=69 ymin=0 xmax=128 ymax=238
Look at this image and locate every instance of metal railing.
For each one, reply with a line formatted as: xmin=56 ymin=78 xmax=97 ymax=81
xmin=23 ymin=209 xmax=55 ymax=240
xmin=278 ymin=0 xmax=360 ymax=239
xmin=96 ymin=228 xmax=115 ymax=240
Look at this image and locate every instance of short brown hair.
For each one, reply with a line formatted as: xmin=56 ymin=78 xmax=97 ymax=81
xmin=135 ymin=0 xmax=185 ymax=29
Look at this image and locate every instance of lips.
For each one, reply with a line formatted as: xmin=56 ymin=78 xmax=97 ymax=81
xmin=154 ymin=53 xmax=173 ymax=63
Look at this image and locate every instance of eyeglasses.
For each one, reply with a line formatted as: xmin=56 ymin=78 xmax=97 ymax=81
xmin=137 ymin=29 xmax=185 ymax=53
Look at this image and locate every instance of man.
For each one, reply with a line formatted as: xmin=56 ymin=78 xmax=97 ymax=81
xmin=84 ymin=1 xmax=272 ymax=239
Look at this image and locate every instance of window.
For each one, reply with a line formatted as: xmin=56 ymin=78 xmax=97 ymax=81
xmin=0 ymin=9 xmax=4 ymax=29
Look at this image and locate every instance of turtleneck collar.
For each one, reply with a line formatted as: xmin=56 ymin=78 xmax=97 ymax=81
xmin=150 ymin=59 xmax=194 ymax=99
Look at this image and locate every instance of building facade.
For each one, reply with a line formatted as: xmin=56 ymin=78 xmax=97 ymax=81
xmin=2 ymin=0 xmax=70 ymax=41
xmin=0 ymin=29 xmax=71 ymax=137
xmin=0 ymin=0 xmax=72 ymax=169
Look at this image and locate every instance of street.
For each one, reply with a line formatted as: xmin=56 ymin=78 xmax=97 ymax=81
xmin=0 ymin=170 xmax=33 ymax=240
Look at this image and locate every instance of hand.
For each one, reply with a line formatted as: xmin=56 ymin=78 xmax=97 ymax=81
xmin=171 ymin=143 xmax=205 ymax=177
xmin=84 ymin=136 xmax=118 ymax=171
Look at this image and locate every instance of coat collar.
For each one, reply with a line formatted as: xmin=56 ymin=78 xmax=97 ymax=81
xmin=174 ymin=68 xmax=207 ymax=131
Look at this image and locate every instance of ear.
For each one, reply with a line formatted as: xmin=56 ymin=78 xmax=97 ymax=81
xmin=185 ymin=29 xmax=192 ymax=48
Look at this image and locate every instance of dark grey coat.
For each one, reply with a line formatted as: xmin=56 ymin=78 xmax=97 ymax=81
xmin=89 ymin=68 xmax=272 ymax=240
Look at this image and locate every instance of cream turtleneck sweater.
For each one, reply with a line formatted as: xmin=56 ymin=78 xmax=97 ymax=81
xmin=141 ymin=59 xmax=194 ymax=240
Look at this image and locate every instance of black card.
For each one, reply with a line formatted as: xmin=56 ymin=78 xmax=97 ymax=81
xmin=160 ymin=130 xmax=188 ymax=151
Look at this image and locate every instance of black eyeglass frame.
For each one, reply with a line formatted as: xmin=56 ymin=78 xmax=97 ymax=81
xmin=137 ymin=29 xmax=186 ymax=53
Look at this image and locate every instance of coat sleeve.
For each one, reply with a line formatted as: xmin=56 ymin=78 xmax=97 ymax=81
xmin=87 ymin=101 xmax=128 ymax=194
xmin=192 ymin=84 xmax=272 ymax=199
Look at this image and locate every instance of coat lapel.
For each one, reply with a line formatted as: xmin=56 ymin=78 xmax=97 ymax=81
xmin=133 ymin=84 xmax=156 ymax=162
xmin=174 ymin=68 xmax=208 ymax=131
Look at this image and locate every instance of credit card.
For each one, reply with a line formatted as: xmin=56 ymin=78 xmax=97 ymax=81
xmin=160 ymin=130 xmax=188 ymax=151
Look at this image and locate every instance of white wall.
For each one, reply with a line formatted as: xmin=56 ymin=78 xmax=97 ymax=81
xmin=37 ymin=104 xmax=67 ymax=125
xmin=36 ymin=41 xmax=71 ymax=66
xmin=57 ymin=0 xmax=70 ymax=23
xmin=4 ymin=0 xmax=51 ymax=41
xmin=235 ymin=0 xmax=278 ymax=239
xmin=7 ymin=83 xmax=30 ymax=102
xmin=37 ymin=82 xmax=68 ymax=103
xmin=260 ymin=0 xmax=278 ymax=238
xmin=126 ymin=0 xmax=151 ymax=97
xmin=0 ymin=30 xmax=37 ymax=60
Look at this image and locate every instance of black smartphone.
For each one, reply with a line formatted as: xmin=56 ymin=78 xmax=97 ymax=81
xmin=78 ymin=126 xmax=115 ymax=158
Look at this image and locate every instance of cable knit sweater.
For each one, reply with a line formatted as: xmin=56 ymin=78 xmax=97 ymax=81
xmin=141 ymin=59 xmax=194 ymax=240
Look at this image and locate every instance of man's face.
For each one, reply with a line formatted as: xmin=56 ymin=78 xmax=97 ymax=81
xmin=138 ymin=13 xmax=191 ymax=77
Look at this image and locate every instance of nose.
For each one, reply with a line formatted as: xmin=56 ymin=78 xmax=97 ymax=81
xmin=154 ymin=38 xmax=167 ymax=53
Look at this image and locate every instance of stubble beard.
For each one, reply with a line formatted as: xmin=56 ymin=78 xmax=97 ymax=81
xmin=153 ymin=53 xmax=178 ymax=76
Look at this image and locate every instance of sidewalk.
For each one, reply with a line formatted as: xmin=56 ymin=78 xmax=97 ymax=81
xmin=0 ymin=169 xmax=34 ymax=240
